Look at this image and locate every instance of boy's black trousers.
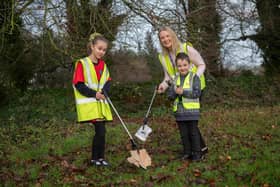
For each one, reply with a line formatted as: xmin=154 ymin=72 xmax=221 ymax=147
xmin=177 ymin=120 xmax=201 ymax=155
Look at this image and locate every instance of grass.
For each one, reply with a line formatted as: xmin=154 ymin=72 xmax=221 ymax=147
xmin=1 ymin=104 xmax=279 ymax=186
xmin=0 ymin=76 xmax=280 ymax=186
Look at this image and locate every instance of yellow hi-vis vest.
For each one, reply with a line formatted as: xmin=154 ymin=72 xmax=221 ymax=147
xmin=158 ymin=42 xmax=206 ymax=89
xmin=173 ymin=72 xmax=200 ymax=112
xmin=73 ymin=57 xmax=113 ymax=122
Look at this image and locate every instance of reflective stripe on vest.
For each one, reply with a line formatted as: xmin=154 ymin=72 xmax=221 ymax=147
xmin=158 ymin=42 xmax=206 ymax=89
xmin=83 ymin=57 xmax=107 ymax=90
xmin=73 ymin=57 xmax=112 ymax=122
xmin=173 ymin=72 xmax=200 ymax=112
xmin=75 ymin=97 xmax=108 ymax=105
xmin=159 ymin=43 xmax=186 ymax=79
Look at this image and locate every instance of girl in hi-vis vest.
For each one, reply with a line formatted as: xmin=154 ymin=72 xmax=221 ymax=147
xmin=168 ymin=52 xmax=204 ymax=161
xmin=73 ymin=33 xmax=112 ymax=166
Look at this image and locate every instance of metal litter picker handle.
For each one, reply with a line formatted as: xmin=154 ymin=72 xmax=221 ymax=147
xmin=143 ymin=86 xmax=157 ymax=128
xmin=102 ymin=90 xmax=138 ymax=149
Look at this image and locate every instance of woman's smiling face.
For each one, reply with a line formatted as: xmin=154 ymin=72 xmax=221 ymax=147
xmin=159 ymin=30 xmax=172 ymax=49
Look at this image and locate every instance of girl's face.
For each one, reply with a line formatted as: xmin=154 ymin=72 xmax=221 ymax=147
xmin=91 ymin=40 xmax=107 ymax=60
xmin=177 ymin=59 xmax=189 ymax=76
xmin=159 ymin=30 xmax=172 ymax=49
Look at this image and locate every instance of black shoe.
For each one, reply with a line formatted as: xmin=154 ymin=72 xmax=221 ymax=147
xmin=192 ymin=153 xmax=204 ymax=162
xmin=201 ymin=147 xmax=208 ymax=155
xmin=90 ymin=159 xmax=102 ymax=166
xmin=99 ymin=159 xmax=110 ymax=166
xmin=181 ymin=154 xmax=192 ymax=160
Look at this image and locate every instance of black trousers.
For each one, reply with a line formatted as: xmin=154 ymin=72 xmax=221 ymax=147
xmin=177 ymin=120 xmax=201 ymax=155
xmin=92 ymin=121 xmax=106 ymax=160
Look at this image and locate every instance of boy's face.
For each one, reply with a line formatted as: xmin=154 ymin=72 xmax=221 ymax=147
xmin=177 ymin=59 xmax=189 ymax=76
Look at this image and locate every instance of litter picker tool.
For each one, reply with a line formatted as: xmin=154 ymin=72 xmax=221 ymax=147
xmin=102 ymin=90 xmax=151 ymax=169
xmin=135 ymin=86 xmax=157 ymax=142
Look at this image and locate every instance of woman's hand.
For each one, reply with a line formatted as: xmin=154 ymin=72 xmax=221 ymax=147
xmin=96 ymin=91 xmax=105 ymax=100
xmin=157 ymin=82 xmax=169 ymax=94
xmin=157 ymin=83 xmax=165 ymax=94
xmin=175 ymin=86 xmax=183 ymax=95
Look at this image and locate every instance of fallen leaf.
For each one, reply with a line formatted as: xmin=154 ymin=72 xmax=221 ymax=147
xmin=177 ymin=162 xmax=190 ymax=172
xmin=226 ymin=155 xmax=231 ymax=161
xmin=208 ymin=178 xmax=216 ymax=187
xmin=193 ymin=169 xmax=201 ymax=177
xmin=145 ymin=182 xmax=154 ymax=187
xmin=41 ymin=163 xmax=49 ymax=170
xmin=250 ymin=175 xmax=256 ymax=185
xmin=130 ymin=179 xmax=137 ymax=183
xmin=150 ymin=173 xmax=172 ymax=183
xmin=262 ymin=134 xmax=272 ymax=141
xmin=61 ymin=160 xmax=70 ymax=168
xmin=195 ymin=178 xmax=207 ymax=184
xmin=126 ymin=143 xmax=131 ymax=150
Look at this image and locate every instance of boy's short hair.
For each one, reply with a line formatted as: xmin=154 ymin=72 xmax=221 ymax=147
xmin=175 ymin=52 xmax=190 ymax=64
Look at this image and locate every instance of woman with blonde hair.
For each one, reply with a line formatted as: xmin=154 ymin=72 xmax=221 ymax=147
xmin=157 ymin=26 xmax=208 ymax=159
xmin=157 ymin=26 xmax=206 ymax=94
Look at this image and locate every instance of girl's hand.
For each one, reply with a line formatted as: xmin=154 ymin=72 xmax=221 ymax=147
xmin=96 ymin=91 xmax=105 ymax=100
xmin=175 ymin=87 xmax=183 ymax=95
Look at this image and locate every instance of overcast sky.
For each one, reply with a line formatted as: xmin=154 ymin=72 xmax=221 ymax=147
xmin=22 ymin=0 xmax=263 ymax=69
xmin=114 ymin=0 xmax=262 ymax=69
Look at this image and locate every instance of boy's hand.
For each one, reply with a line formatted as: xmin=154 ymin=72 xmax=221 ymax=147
xmin=96 ymin=91 xmax=105 ymax=100
xmin=175 ymin=86 xmax=183 ymax=95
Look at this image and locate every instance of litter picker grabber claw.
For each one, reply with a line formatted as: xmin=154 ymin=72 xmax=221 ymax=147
xmin=135 ymin=86 xmax=157 ymax=142
xmin=102 ymin=90 xmax=151 ymax=169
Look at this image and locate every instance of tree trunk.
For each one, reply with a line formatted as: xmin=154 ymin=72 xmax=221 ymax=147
xmin=65 ymin=0 xmax=127 ymax=59
xmin=254 ymin=0 xmax=280 ymax=75
xmin=188 ymin=0 xmax=222 ymax=76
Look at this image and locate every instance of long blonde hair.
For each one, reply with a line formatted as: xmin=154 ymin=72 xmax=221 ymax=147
xmin=158 ymin=26 xmax=181 ymax=55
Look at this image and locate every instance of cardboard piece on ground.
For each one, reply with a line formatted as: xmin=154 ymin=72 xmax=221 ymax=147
xmin=127 ymin=157 xmax=140 ymax=167
xmin=127 ymin=149 xmax=151 ymax=169
xmin=139 ymin=149 xmax=151 ymax=167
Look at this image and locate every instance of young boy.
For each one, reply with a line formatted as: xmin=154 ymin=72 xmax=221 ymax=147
xmin=168 ymin=52 xmax=204 ymax=161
